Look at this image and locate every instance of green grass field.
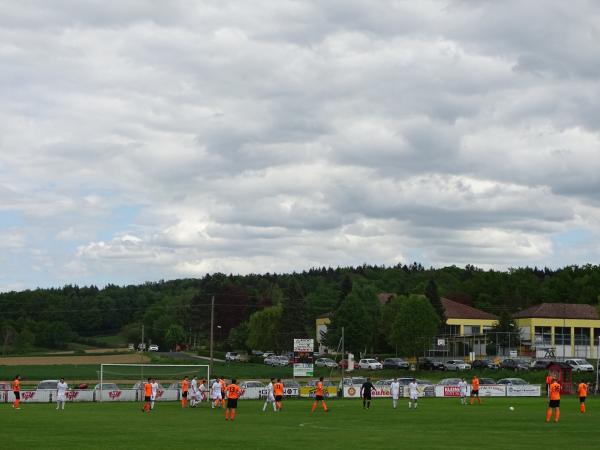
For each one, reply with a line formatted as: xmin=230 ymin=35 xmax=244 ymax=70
xmin=1 ymin=397 xmax=598 ymax=449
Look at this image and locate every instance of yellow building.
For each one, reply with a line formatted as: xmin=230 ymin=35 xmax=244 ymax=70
xmin=441 ymin=298 xmax=499 ymax=336
xmin=513 ymin=303 xmax=600 ymax=358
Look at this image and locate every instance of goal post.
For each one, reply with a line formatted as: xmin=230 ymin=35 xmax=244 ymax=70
xmin=99 ymin=364 xmax=210 ymax=403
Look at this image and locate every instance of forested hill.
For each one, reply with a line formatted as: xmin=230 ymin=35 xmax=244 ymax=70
xmin=1 ymin=264 xmax=599 ymax=354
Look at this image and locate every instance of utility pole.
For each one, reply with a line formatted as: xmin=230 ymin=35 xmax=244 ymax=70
xmin=341 ymin=327 xmax=345 ymax=398
xmin=209 ymin=296 xmax=215 ymax=370
xmin=141 ymin=324 xmax=144 ymax=383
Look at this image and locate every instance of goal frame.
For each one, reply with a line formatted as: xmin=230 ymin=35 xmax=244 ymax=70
xmin=99 ymin=363 xmax=210 ymax=402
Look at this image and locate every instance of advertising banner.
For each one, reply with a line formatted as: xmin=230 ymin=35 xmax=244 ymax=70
xmin=402 ymin=385 xmax=433 ymax=398
xmin=6 ymin=390 xmax=52 ymax=403
xmin=434 ymin=385 xmax=471 ymax=398
xmin=343 ymin=386 xmax=393 ymax=398
xmin=300 ymin=385 xmax=337 ymax=398
xmin=97 ymin=389 xmax=137 ymax=402
xmin=64 ymin=390 xmax=95 ymax=402
xmin=259 ymin=387 xmax=299 ymax=398
xmin=479 ymin=385 xmax=506 ymax=397
xmin=506 ymin=385 xmax=541 ymax=397
xmin=293 ymin=339 xmax=314 ymax=377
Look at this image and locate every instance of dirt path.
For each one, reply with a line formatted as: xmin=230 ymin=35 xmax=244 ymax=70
xmin=0 ymin=354 xmax=151 ymax=365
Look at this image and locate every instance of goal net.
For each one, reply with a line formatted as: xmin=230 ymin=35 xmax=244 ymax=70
xmin=98 ymin=364 xmax=210 ymax=404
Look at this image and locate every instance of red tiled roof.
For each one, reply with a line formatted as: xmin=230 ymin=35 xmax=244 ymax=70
xmin=512 ymin=303 xmax=599 ymax=320
xmin=441 ymin=297 xmax=499 ymax=320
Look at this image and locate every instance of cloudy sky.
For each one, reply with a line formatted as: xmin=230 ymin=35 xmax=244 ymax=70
xmin=1 ymin=0 xmax=599 ymax=291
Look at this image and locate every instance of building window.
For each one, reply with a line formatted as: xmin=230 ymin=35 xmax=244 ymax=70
xmin=464 ymin=325 xmax=481 ymax=336
xmin=444 ymin=325 xmax=460 ymax=336
xmin=575 ymin=328 xmax=591 ymax=346
xmin=555 ymin=327 xmax=571 ymax=346
xmin=534 ymin=327 xmax=552 ymax=345
xmin=594 ymin=328 xmax=600 ymax=346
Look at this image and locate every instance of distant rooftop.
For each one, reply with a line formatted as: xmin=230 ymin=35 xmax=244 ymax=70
xmin=513 ymin=303 xmax=599 ymax=320
xmin=441 ymin=297 xmax=498 ymax=320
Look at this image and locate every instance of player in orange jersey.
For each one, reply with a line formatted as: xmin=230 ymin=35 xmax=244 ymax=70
xmin=311 ymin=377 xmax=329 ymax=413
xmin=12 ymin=375 xmax=21 ymax=410
xmin=142 ymin=378 xmax=152 ymax=412
xmin=273 ymin=379 xmax=284 ymax=411
xmin=181 ymin=376 xmax=190 ymax=408
xmin=225 ymin=379 xmax=242 ymax=421
xmin=470 ymin=375 xmax=481 ymax=405
xmin=546 ymin=377 xmax=561 ymax=423
xmin=577 ymin=381 xmax=588 ymax=413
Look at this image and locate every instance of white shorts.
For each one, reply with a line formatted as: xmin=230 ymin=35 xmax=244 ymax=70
xmin=212 ymin=392 xmax=222 ymax=400
xmin=267 ymin=393 xmax=275 ymax=402
xmin=151 ymin=394 xmax=157 ymax=401
xmin=410 ymin=394 xmax=418 ymax=401
xmin=460 ymin=392 xmax=467 ymax=398
xmin=57 ymin=394 xmax=66 ymax=402
xmin=392 ymin=395 xmax=399 ymax=400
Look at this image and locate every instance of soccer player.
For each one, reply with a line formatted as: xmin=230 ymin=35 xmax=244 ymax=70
xmin=12 ymin=375 xmax=20 ymax=410
xmin=150 ymin=378 xmax=159 ymax=410
xmin=408 ymin=378 xmax=419 ymax=409
xmin=458 ymin=378 xmax=468 ymax=405
xmin=181 ymin=376 xmax=190 ymax=408
xmin=546 ymin=377 xmax=561 ymax=423
xmin=219 ymin=377 xmax=227 ymax=408
xmin=190 ymin=376 xmax=199 ymax=407
xmin=211 ymin=378 xmax=222 ymax=409
xmin=577 ymin=381 xmax=588 ymax=413
xmin=225 ymin=379 xmax=242 ymax=421
xmin=360 ymin=378 xmax=375 ymax=410
xmin=199 ymin=379 xmax=207 ymax=404
xmin=56 ymin=378 xmax=68 ymax=411
xmin=390 ymin=378 xmax=400 ymax=409
xmin=263 ymin=378 xmax=276 ymax=412
xmin=274 ymin=378 xmax=285 ymax=411
xmin=142 ymin=378 xmax=152 ymax=412
xmin=311 ymin=377 xmax=329 ymax=413
xmin=470 ymin=375 xmax=480 ymax=405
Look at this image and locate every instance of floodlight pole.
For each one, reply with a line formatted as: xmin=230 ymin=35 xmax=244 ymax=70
xmin=341 ymin=327 xmax=345 ymax=397
xmin=209 ymin=296 xmax=215 ymax=370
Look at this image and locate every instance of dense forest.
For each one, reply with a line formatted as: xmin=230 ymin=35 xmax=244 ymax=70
xmin=1 ymin=264 xmax=599 ymax=355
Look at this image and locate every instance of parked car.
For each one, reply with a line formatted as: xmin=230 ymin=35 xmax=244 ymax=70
xmin=251 ymin=350 xmax=264 ymax=356
xmin=374 ymin=379 xmax=394 ymax=387
xmin=479 ymin=378 xmax=497 ymax=385
xmin=262 ymin=352 xmax=275 ymax=359
xmin=148 ymin=344 xmax=159 ymax=352
xmin=444 ymin=360 xmax=472 ymax=371
xmin=315 ymin=357 xmax=339 ymax=368
xmin=358 ymin=359 xmax=383 ymax=370
xmin=501 ymin=358 xmax=530 ymax=371
xmin=240 ymin=380 xmax=264 ymax=389
xmin=565 ymin=359 xmax=594 ymax=372
xmin=225 ymin=352 xmax=240 ymax=362
xmin=382 ymin=358 xmax=410 ymax=370
xmin=94 ymin=383 xmax=120 ymax=390
xmin=530 ymin=359 xmax=554 ymax=371
xmin=338 ymin=359 xmax=358 ymax=369
xmin=127 ymin=343 xmax=135 ymax=351
xmin=36 ymin=380 xmax=59 ymax=390
xmin=472 ymin=359 xmax=500 ymax=370
xmin=265 ymin=355 xmax=289 ymax=366
xmin=418 ymin=358 xmax=445 ymax=370
xmin=281 ymin=379 xmax=300 ymax=389
xmin=497 ymin=378 xmax=528 ymax=385
xmin=438 ymin=378 xmax=462 ymax=385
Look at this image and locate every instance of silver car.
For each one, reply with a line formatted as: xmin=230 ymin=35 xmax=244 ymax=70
xmin=444 ymin=360 xmax=472 ymax=371
xmin=315 ymin=357 xmax=339 ymax=368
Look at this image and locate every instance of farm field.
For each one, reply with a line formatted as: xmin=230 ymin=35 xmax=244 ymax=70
xmin=0 ymin=397 xmax=598 ymax=450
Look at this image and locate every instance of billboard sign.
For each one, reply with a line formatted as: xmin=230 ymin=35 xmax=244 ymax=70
xmin=293 ymin=339 xmax=314 ymax=377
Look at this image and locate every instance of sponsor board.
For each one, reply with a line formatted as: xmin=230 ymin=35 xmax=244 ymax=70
xmin=479 ymin=385 xmax=506 ymax=397
xmin=300 ymin=386 xmax=337 ymax=398
xmin=506 ymin=385 xmax=541 ymax=397
xmin=65 ymin=390 xmax=95 ymax=402
xmin=6 ymin=390 xmax=51 ymax=403
xmin=343 ymin=386 xmax=393 ymax=398
xmin=434 ymin=385 xmax=471 ymax=398
xmin=293 ymin=339 xmax=314 ymax=377
xmin=259 ymin=387 xmax=299 ymax=398
xmin=97 ymin=389 xmax=137 ymax=402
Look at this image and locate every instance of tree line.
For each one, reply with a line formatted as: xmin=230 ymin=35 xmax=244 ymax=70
xmin=1 ymin=264 xmax=599 ymax=355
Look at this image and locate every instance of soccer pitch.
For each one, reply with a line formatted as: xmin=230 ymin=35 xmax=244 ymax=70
xmin=1 ymin=397 xmax=598 ymax=449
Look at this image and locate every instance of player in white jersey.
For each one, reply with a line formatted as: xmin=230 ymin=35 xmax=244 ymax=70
xmin=189 ymin=376 xmax=199 ymax=407
xmin=263 ymin=378 xmax=276 ymax=412
xmin=390 ymin=379 xmax=401 ymax=409
xmin=458 ymin=379 xmax=468 ymax=405
xmin=199 ymin=379 xmax=207 ymax=403
xmin=150 ymin=379 xmax=159 ymax=410
xmin=211 ymin=379 xmax=222 ymax=408
xmin=56 ymin=378 xmax=68 ymax=410
xmin=408 ymin=379 xmax=419 ymax=409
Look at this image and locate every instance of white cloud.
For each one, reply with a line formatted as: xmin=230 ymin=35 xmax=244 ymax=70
xmin=0 ymin=0 xmax=599 ymax=289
